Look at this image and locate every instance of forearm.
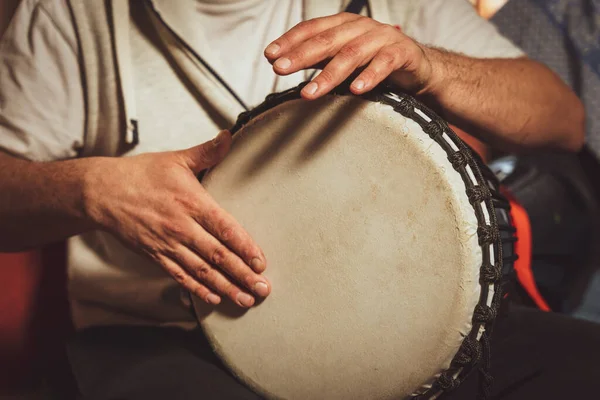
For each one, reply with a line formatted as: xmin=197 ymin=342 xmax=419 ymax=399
xmin=265 ymin=13 xmax=585 ymax=152
xmin=421 ymin=48 xmax=585 ymax=152
xmin=0 ymin=152 xmax=99 ymax=252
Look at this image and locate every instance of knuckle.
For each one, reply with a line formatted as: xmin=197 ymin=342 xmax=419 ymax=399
xmin=194 ymin=264 xmax=211 ymax=278
xmin=276 ymin=35 xmax=290 ymax=48
xmin=238 ymin=243 xmax=257 ymax=265
xmin=340 ymin=12 xmax=362 ymax=21
xmin=204 ymin=206 xmax=223 ymax=228
xmin=303 ymin=19 xmax=320 ymax=32
xmin=378 ymin=50 xmax=398 ymax=67
xmin=317 ymin=68 xmax=336 ymax=84
xmin=290 ymin=49 xmax=307 ymax=63
xmin=171 ymin=269 xmax=187 ymax=284
xmin=338 ymin=44 xmax=362 ymax=60
xmin=210 ymin=246 xmax=227 ymax=266
xmin=356 ymin=15 xmax=374 ymax=26
xmin=206 ymin=206 xmax=221 ymax=220
xmin=226 ymin=285 xmax=241 ymax=300
xmin=291 ymin=20 xmax=315 ymax=39
xmin=313 ymin=31 xmax=335 ymax=48
xmin=220 ymin=226 xmax=236 ymax=242
xmin=146 ymin=243 xmax=165 ymax=259
xmin=296 ymin=20 xmax=312 ymax=31
xmin=213 ymin=279 xmax=235 ymax=298
xmin=243 ymin=273 xmax=256 ymax=288
xmin=163 ymin=220 xmax=185 ymax=237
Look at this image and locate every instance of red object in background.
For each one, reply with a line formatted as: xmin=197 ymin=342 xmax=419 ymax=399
xmin=504 ymin=191 xmax=552 ymax=312
xmin=0 ymin=244 xmax=73 ymax=395
xmin=0 ymin=251 xmax=42 ymax=389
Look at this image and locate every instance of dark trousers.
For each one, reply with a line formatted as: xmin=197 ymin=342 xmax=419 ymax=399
xmin=67 ymin=307 xmax=600 ymax=400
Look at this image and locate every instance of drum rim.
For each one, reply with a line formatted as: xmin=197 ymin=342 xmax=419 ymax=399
xmin=197 ymin=81 xmax=509 ymax=399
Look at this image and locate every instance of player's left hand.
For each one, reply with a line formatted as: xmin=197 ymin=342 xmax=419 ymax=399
xmin=264 ymin=12 xmax=436 ymax=100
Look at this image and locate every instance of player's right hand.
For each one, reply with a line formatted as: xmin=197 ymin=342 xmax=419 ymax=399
xmin=84 ymin=130 xmax=270 ymax=308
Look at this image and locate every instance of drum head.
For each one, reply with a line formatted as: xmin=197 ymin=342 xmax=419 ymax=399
xmin=194 ymin=94 xmax=482 ymax=399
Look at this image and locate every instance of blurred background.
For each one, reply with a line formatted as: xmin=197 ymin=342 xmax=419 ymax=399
xmin=0 ymin=0 xmax=598 ymax=399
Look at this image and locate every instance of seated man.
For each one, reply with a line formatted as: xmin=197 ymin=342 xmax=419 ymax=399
xmin=0 ymin=0 xmax=598 ymax=399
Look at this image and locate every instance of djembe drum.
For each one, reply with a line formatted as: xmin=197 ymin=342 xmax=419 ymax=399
xmin=193 ymin=82 xmax=516 ymax=399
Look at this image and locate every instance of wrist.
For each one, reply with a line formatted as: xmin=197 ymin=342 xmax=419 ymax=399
xmin=415 ymin=46 xmax=447 ymax=98
xmin=80 ymin=156 xmax=118 ymax=231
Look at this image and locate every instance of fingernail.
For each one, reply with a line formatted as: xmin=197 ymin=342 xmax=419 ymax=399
xmin=265 ymin=43 xmax=280 ymax=56
xmin=237 ymin=292 xmax=255 ymax=307
xmin=303 ymin=82 xmax=318 ymax=96
xmin=254 ymin=282 xmax=269 ymax=297
xmin=206 ymin=294 xmax=221 ymax=304
xmin=213 ymin=130 xmax=227 ymax=146
xmin=250 ymin=257 xmax=265 ymax=272
xmin=353 ymin=79 xmax=365 ymax=90
xmin=274 ymin=57 xmax=291 ymax=70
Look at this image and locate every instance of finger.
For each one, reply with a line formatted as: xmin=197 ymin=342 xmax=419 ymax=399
xmin=184 ymin=222 xmax=271 ymax=298
xmin=299 ymin=29 xmax=396 ymax=99
xmin=196 ymin=198 xmax=267 ymax=273
xmin=350 ymin=43 xmax=411 ymax=94
xmin=271 ymin=17 xmax=377 ymax=77
xmin=179 ymin=130 xmax=232 ymax=174
xmin=264 ymin=12 xmax=363 ymax=60
xmin=158 ymin=254 xmax=221 ymax=305
xmin=172 ymin=246 xmax=260 ymax=308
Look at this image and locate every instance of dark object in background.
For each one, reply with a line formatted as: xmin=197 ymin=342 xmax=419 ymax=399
xmin=491 ymin=150 xmax=599 ymax=313
xmin=490 ymin=0 xmax=600 ymax=317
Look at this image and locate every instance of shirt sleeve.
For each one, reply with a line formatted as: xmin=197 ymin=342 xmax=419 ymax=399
xmin=0 ymin=0 xmax=84 ymax=162
xmin=401 ymin=0 xmax=525 ymax=59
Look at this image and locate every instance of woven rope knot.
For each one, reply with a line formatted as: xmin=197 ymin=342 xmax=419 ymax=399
xmin=425 ymin=120 xmax=444 ymax=138
xmin=394 ymin=98 xmax=414 ymax=115
xmin=466 ymin=186 xmax=490 ymax=204
xmin=480 ymin=262 xmax=502 ymax=283
xmin=477 ymin=225 xmax=498 ymax=246
xmin=474 ymin=304 xmax=496 ymax=323
xmin=265 ymin=93 xmax=279 ymax=103
xmin=448 ymin=150 xmax=469 ymax=170
xmin=235 ymin=111 xmax=252 ymax=127
xmin=438 ymin=373 xmax=459 ymax=392
xmin=452 ymin=337 xmax=482 ymax=367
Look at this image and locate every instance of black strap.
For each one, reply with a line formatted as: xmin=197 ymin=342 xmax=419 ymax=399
xmin=145 ymin=1 xmax=250 ymax=111
xmin=345 ymin=0 xmax=368 ymax=14
xmin=147 ymin=0 xmax=370 ymax=112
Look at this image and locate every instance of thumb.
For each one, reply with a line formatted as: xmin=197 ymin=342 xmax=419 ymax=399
xmin=181 ymin=130 xmax=232 ymax=173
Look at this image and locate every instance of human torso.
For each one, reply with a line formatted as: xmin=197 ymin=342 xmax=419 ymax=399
xmin=69 ymin=0 xmax=307 ymax=328
xmin=0 ymin=0 xmax=524 ymax=330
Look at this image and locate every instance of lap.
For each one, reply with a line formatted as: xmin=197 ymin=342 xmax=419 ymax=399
xmin=67 ymin=307 xmax=600 ymax=400
xmin=67 ymin=326 xmax=260 ymax=400
xmin=447 ymin=306 xmax=600 ymax=399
